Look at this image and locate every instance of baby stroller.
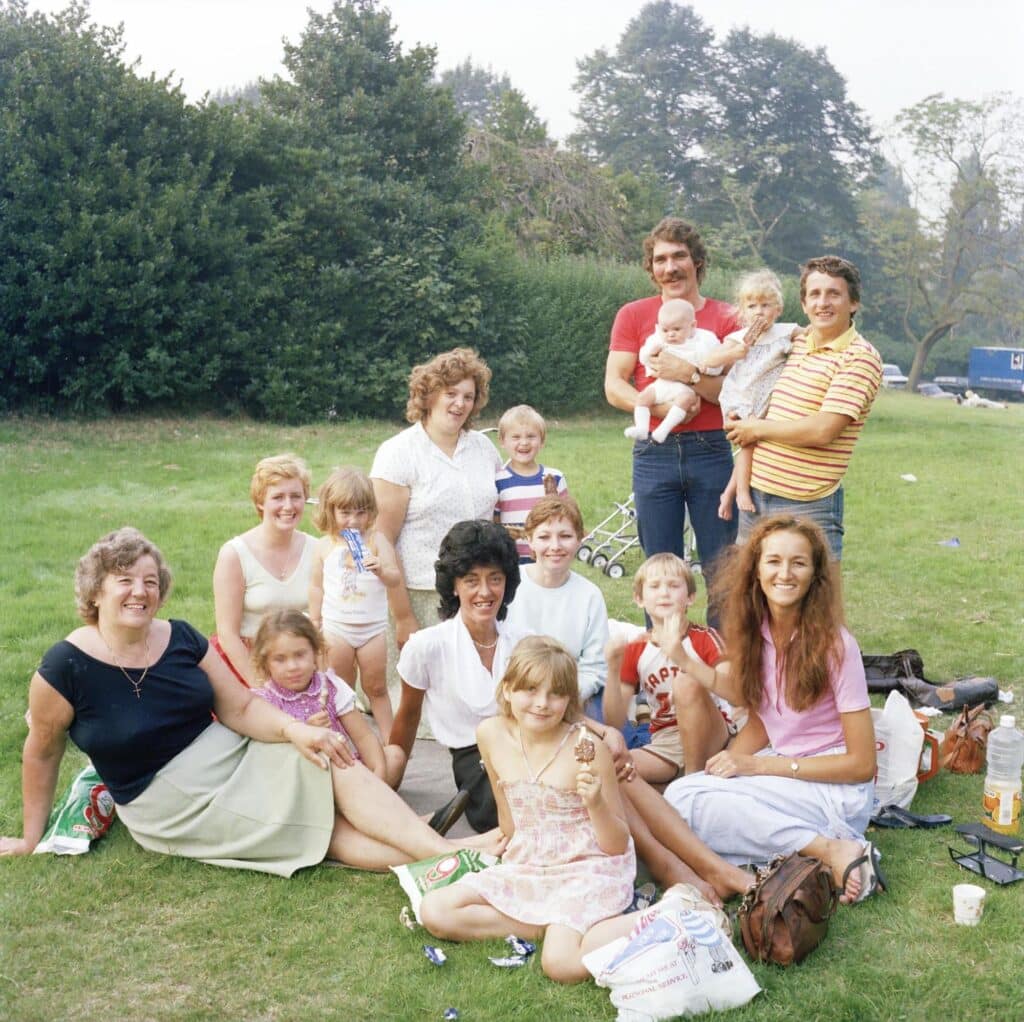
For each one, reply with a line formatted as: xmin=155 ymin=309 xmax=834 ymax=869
xmin=577 ymin=494 xmax=698 ymax=579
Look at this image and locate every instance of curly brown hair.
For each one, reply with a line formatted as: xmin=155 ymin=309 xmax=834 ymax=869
xmin=74 ymin=527 xmax=173 ymax=624
xmin=405 ymin=348 xmax=491 ymax=427
xmin=710 ymin=516 xmax=843 ymax=713
xmin=642 ymin=217 xmax=708 ymax=286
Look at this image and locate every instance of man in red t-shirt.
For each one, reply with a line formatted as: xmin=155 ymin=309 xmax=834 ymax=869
xmin=605 ymin=218 xmax=741 ymax=604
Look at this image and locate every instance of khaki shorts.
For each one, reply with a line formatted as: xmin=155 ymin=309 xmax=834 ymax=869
xmin=642 ymin=726 xmax=685 ymax=775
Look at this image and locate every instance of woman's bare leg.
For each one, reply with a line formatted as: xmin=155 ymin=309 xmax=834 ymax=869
xmin=622 ymin=776 xmax=752 ymax=900
xmin=622 ymin=792 xmax=721 ymax=905
xmin=329 ymin=764 xmax=507 ymax=866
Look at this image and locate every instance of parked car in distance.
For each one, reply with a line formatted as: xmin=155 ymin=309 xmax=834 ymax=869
xmin=917 ymin=382 xmax=960 ymax=401
xmin=881 ymin=363 xmax=909 ymax=388
xmin=934 ymin=375 xmax=968 ymax=394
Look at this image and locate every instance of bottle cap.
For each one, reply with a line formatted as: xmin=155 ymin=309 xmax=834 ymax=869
xmin=999 ymin=714 xmax=1016 ymax=729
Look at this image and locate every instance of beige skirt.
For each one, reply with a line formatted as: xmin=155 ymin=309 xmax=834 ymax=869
xmin=115 ymin=722 xmax=335 ymax=877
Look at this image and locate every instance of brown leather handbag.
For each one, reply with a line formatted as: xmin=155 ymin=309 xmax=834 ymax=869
xmin=739 ymin=853 xmax=838 ymax=966
xmin=940 ymin=704 xmax=995 ymax=774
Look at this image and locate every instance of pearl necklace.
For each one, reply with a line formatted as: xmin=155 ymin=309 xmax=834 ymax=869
xmin=99 ymin=629 xmax=152 ymax=699
xmin=472 ymin=635 xmax=498 ymax=650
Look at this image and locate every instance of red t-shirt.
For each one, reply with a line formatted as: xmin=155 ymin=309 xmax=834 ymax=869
xmin=619 ymin=624 xmax=725 ymax=733
xmin=609 ymin=295 xmax=742 ymax=432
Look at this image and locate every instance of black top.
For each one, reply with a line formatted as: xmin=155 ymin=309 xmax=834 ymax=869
xmin=39 ymin=620 xmax=214 ymax=804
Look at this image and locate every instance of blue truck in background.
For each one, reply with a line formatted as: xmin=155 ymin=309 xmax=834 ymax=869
xmin=968 ymin=347 xmax=1024 ymax=395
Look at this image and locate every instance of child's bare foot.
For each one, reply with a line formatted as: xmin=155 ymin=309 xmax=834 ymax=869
xmin=736 ymin=488 xmax=756 ymax=514
xmin=717 ymin=491 xmax=733 ymax=521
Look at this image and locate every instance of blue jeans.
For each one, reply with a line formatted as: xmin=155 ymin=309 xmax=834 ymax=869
xmin=737 ymin=486 xmax=845 ymax=560
xmin=632 ymin=430 xmax=737 ymax=596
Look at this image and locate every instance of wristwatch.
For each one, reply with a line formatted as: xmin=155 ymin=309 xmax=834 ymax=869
xmin=690 ymin=370 xmax=701 ymax=385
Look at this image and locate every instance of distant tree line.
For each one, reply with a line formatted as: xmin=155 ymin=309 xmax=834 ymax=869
xmin=1 ymin=0 xmax=1020 ymax=419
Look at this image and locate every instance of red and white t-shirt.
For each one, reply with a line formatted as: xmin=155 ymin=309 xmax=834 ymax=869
xmin=620 ymin=624 xmax=745 ymax=734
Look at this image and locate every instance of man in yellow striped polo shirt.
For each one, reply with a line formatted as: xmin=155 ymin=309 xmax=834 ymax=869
xmin=725 ymin=256 xmax=882 ymax=560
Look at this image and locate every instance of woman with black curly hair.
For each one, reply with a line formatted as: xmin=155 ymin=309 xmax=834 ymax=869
xmin=386 ymin=520 xmax=527 ymax=832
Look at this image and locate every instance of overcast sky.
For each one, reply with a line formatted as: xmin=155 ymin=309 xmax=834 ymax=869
xmin=24 ymin=0 xmax=1024 ymax=140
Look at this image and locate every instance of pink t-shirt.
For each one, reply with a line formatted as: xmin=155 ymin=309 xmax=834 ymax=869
xmin=757 ymin=622 xmax=869 ymax=757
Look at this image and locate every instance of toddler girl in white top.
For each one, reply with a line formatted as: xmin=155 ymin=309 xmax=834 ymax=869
xmin=309 ymin=467 xmax=401 ymax=740
xmin=697 ymin=269 xmax=800 ymax=520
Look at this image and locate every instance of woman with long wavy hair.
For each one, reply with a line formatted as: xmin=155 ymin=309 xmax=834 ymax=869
xmin=661 ymin=514 xmax=883 ymax=904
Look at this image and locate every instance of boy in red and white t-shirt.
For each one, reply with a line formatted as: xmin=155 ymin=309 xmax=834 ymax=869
xmin=604 ymin=553 xmax=746 ymax=781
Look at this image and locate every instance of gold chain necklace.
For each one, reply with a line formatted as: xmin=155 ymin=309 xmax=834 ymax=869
xmin=99 ymin=630 xmax=152 ymax=699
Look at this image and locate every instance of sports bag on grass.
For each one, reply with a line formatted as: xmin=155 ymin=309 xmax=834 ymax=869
xmin=940 ymin=704 xmax=994 ymax=774
xmin=739 ymin=853 xmax=838 ymax=966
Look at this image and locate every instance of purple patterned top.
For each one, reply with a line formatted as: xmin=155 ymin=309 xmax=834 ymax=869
xmin=254 ymin=670 xmax=360 ymax=759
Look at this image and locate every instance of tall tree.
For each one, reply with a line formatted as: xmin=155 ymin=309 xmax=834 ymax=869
xmin=248 ymin=0 xmax=485 ymax=419
xmin=571 ymin=2 xmax=717 ymax=196
xmin=702 ymin=28 xmax=877 ymax=269
xmin=863 ymin=93 xmax=1024 ymax=388
xmin=0 ymin=0 xmax=248 ymax=411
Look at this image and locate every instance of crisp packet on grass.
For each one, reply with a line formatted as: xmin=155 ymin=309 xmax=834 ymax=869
xmin=391 ymin=849 xmax=498 ymax=923
xmin=34 ymin=764 xmax=116 ymax=855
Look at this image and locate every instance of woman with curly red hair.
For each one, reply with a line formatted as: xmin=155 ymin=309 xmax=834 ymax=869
xmin=662 ymin=514 xmax=883 ymax=904
xmin=370 ymin=349 xmax=501 ymax=707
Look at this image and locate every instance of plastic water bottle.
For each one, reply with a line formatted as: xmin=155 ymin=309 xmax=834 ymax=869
xmin=983 ymin=715 xmax=1024 ymax=834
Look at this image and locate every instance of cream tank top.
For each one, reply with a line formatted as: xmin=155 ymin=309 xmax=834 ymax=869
xmin=228 ymin=533 xmax=317 ymax=638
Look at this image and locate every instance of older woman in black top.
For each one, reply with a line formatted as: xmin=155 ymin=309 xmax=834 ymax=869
xmin=0 ymin=528 xmax=502 ymax=871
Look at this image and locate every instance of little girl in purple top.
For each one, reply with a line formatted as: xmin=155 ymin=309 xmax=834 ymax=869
xmin=251 ymin=610 xmax=387 ymax=779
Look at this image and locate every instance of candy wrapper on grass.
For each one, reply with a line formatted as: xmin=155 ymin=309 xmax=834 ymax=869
xmin=391 ymin=849 xmax=499 ymax=924
xmin=34 ymin=764 xmax=115 ymax=855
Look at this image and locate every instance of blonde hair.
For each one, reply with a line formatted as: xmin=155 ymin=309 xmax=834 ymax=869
xmin=735 ymin=269 xmax=784 ymax=317
xmin=496 ymin=636 xmax=582 ymax=723
xmin=498 ymin=404 xmax=547 ymax=441
xmin=312 ymin=466 xmax=377 ymax=534
xmin=250 ymin=610 xmax=325 ymax=683
xmin=524 ymin=495 xmax=584 ymax=539
xmin=632 ymin=552 xmax=697 ymax=600
xmin=405 ymin=348 xmax=491 ymax=427
xmin=74 ymin=527 xmax=173 ymax=624
xmin=249 ymin=454 xmax=311 ymax=517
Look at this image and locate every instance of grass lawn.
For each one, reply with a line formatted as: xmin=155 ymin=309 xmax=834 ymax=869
xmin=1 ymin=393 xmax=1022 ymax=1021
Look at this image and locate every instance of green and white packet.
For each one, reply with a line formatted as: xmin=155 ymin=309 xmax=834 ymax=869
xmin=34 ymin=764 xmax=116 ymax=855
xmin=391 ymin=849 xmax=498 ymax=923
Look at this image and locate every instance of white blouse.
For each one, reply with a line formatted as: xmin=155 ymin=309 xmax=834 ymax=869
xmin=370 ymin=423 xmax=501 ymax=590
xmin=397 ymin=616 xmax=530 ymax=749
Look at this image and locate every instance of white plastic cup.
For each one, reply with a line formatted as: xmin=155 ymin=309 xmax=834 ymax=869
xmin=952 ymin=883 xmax=986 ymax=925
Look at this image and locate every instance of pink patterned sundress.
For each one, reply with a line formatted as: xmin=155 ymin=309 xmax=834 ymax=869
xmin=458 ymin=729 xmax=636 ymax=933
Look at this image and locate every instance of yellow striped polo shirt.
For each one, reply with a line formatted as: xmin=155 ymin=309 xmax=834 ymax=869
xmin=750 ymin=325 xmax=882 ymax=501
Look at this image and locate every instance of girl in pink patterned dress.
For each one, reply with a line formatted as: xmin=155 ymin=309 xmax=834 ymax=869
xmin=420 ymin=636 xmax=637 ymax=984
xmin=250 ymin=610 xmax=388 ymax=780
